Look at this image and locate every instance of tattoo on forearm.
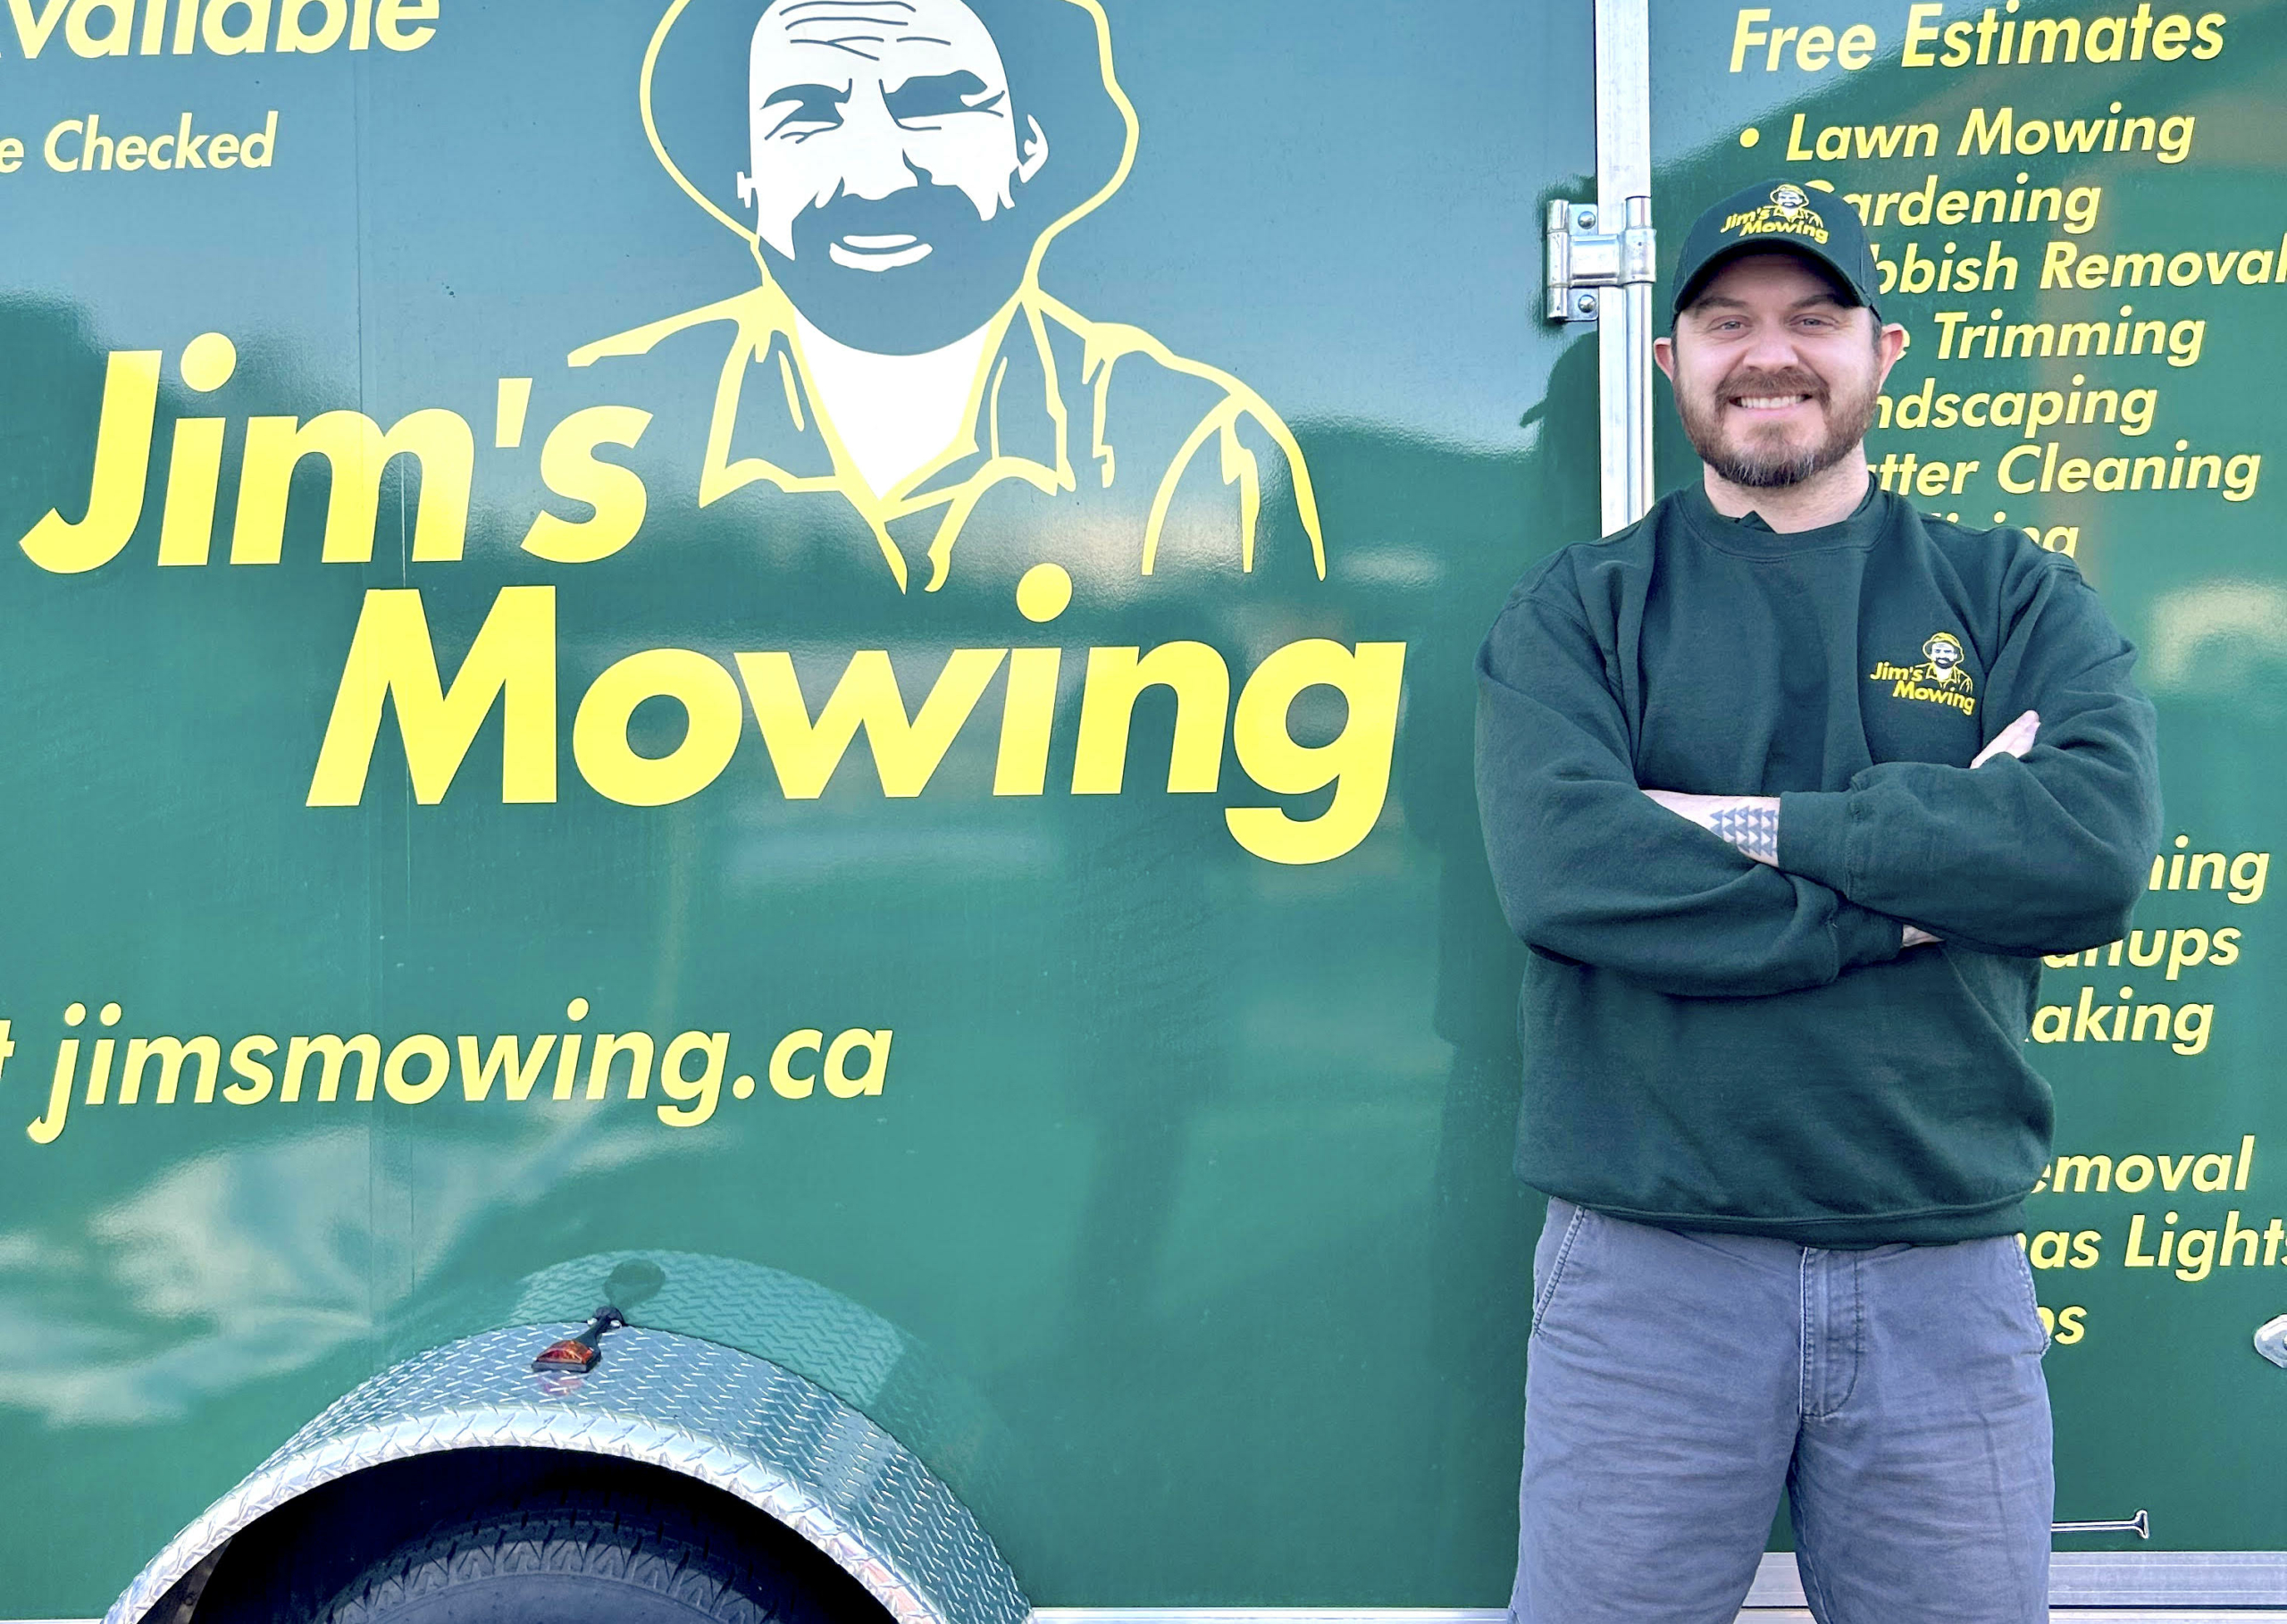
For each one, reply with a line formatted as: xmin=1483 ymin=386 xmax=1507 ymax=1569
xmin=1709 ymin=802 xmax=1780 ymax=863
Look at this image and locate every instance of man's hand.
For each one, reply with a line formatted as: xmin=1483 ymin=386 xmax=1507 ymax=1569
xmin=1973 ymin=708 xmax=2039 ymax=767
xmin=1642 ymin=791 xmax=1781 ymax=865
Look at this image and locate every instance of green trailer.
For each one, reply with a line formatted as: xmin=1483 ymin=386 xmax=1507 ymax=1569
xmin=1 ymin=1 xmax=2281 ymax=1619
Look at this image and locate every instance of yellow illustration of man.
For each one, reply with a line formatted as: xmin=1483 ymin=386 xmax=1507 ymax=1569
xmin=573 ymin=0 xmax=1324 ymax=592
xmin=1923 ymin=632 xmax=1970 ymax=687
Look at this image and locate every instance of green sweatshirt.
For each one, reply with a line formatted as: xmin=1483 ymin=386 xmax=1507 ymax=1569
xmin=1475 ymin=481 xmax=2161 ymax=1245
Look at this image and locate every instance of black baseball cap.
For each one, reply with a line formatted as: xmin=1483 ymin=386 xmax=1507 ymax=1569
xmin=1670 ymin=179 xmax=1883 ymax=322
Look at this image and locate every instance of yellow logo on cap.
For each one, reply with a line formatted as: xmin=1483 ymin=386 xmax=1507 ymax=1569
xmin=1720 ymin=186 xmax=1831 ymax=246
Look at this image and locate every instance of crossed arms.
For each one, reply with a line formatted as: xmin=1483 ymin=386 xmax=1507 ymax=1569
xmin=1473 ymin=563 xmax=2161 ymax=998
xmin=1645 ymin=706 xmax=2040 ymax=950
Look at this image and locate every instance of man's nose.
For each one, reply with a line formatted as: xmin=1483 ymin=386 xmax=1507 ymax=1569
xmin=835 ymin=82 xmax=923 ymax=200
xmin=1737 ymin=323 xmax=1810 ymax=371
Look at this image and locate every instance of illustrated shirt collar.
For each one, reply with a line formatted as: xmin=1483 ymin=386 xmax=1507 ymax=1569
xmin=721 ymin=288 xmax=1076 ymax=590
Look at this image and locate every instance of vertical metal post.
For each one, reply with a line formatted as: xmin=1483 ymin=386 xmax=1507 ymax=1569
xmin=1595 ymin=0 xmax=1653 ymax=532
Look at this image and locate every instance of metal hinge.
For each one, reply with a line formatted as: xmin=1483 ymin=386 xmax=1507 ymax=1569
xmin=1545 ymin=197 xmax=1655 ymax=323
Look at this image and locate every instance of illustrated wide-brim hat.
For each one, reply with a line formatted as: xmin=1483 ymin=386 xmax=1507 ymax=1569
xmin=640 ymin=0 xmax=1140 ymax=262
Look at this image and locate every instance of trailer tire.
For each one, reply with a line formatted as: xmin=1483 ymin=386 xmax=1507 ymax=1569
xmin=310 ymin=1494 xmax=850 ymax=1624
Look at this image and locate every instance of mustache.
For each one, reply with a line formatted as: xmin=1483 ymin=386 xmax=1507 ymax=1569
xmin=794 ymin=175 xmax=1018 ymax=248
xmin=1717 ymin=366 xmax=1829 ymax=403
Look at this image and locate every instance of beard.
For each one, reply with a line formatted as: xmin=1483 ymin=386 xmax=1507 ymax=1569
xmin=760 ymin=175 xmax=1039 ymax=356
xmin=1675 ymin=361 xmax=1880 ymax=489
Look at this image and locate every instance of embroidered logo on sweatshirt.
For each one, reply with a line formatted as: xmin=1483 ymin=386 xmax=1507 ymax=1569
xmin=1867 ymin=632 xmax=1978 ymax=716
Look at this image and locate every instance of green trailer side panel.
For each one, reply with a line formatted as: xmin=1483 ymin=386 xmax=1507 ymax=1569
xmin=8 ymin=0 xmax=2283 ymax=1612
xmin=0 ymin=0 xmax=1592 ymax=1611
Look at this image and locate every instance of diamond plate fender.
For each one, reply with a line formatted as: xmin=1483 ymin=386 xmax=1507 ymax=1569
xmin=471 ymin=1249 xmax=1017 ymax=1521
xmin=105 ymin=1325 xmax=1032 ymax=1624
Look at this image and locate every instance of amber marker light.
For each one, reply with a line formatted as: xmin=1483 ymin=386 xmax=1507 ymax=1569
xmin=529 ymin=1306 xmax=627 ymax=1375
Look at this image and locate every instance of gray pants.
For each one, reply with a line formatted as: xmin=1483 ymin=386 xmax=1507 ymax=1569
xmin=1512 ymin=1199 xmax=2053 ymax=1624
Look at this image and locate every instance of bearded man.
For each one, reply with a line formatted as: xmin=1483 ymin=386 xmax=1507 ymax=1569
xmin=571 ymin=0 xmax=1321 ymax=596
xmin=1475 ymin=181 xmax=2161 ymax=1622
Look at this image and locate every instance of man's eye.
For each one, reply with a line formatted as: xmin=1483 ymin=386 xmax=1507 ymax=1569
xmin=763 ymin=85 xmax=847 ymax=135
xmin=885 ymin=70 xmax=1003 ymax=125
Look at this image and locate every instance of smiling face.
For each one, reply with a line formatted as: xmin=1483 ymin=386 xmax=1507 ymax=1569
xmin=741 ymin=0 xmax=1051 ymax=354
xmin=1659 ymin=252 xmax=1900 ymax=490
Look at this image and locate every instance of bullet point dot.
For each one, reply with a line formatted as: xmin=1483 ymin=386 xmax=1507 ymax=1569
xmin=1738 ymin=127 xmax=1760 ymax=148
xmin=733 ymin=1075 xmax=757 ymax=1100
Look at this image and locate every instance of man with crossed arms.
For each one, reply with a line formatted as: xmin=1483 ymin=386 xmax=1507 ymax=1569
xmin=1476 ymin=181 xmax=2161 ymax=1622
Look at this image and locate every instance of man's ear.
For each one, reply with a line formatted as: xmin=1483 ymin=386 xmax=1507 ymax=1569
xmin=1872 ymin=320 xmax=1908 ymax=388
xmin=737 ymin=171 xmax=757 ymax=207
xmin=1653 ymin=334 xmax=1677 ymax=381
xmin=1017 ymin=114 xmax=1050 ymax=183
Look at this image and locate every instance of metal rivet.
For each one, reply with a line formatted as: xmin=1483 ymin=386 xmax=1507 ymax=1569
xmin=1577 ymin=293 xmax=1598 ymax=314
xmin=1577 ymin=209 xmax=1596 ymax=229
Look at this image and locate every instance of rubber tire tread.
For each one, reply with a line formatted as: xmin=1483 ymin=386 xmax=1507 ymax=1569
xmin=313 ymin=1489 xmax=848 ymax=1624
